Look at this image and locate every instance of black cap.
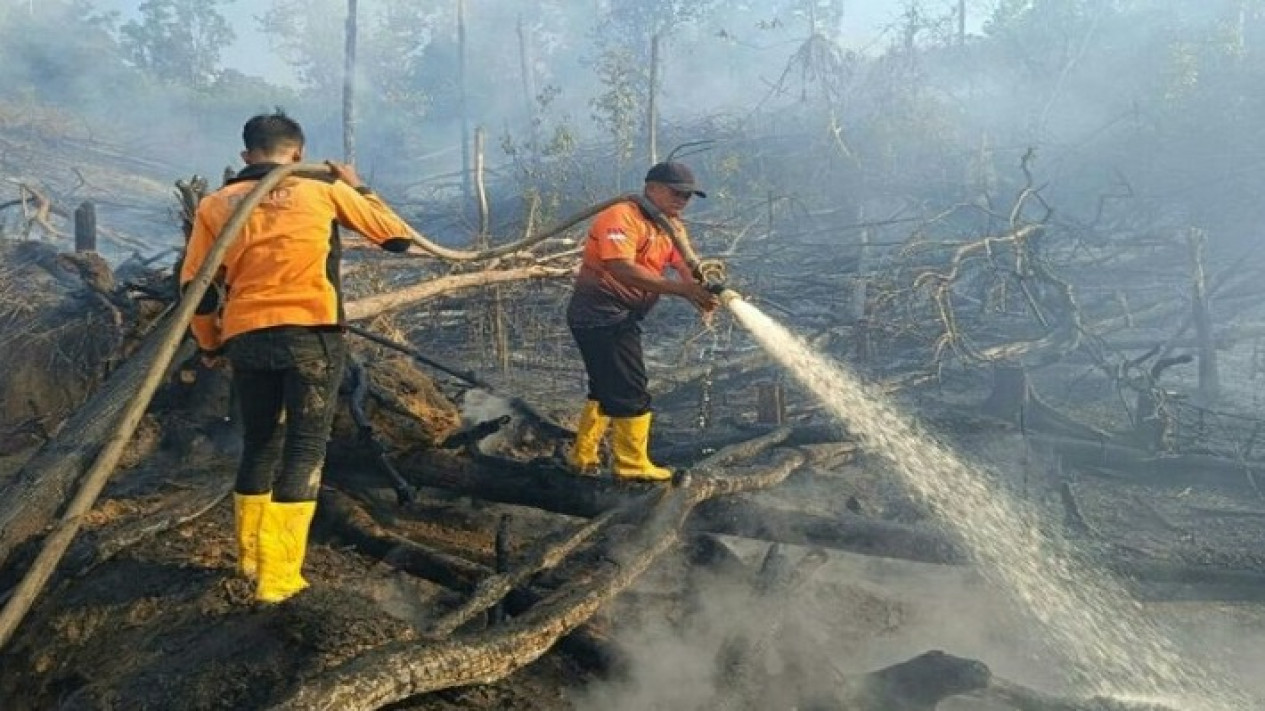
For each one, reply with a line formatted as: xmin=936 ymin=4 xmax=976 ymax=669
xmin=644 ymin=161 xmax=706 ymax=198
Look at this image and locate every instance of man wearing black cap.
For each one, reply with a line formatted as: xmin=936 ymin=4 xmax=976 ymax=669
xmin=565 ymin=161 xmax=718 ymax=481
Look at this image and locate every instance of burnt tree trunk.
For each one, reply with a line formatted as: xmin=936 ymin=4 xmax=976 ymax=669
xmin=647 ymin=33 xmax=660 ymax=164
xmin=457 ymin=0 xmax=471 ymax=205
xmin=981 ymin=364 xmax=1107 ymax=440
xmin=1188 ymin=228 xmax=1220 ymax=406
xmin=342 ymin=0 xmax=358 ymax=164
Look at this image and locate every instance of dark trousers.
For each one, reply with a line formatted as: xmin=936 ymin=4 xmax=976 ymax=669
xmin=226 ymin=326 xmax=347 ymax=503
xmin=571 ymin=319 xmax=650 ymax=418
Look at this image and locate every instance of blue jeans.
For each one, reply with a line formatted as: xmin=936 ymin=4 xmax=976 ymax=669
xmin=226 ymin=326 xmax=347 ymax=502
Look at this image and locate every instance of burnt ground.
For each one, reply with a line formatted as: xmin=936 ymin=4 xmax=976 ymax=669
xmin=3 ymin=291 xmax=1265 ymax=709
xmin=0 ymin=444 xmax=591 ymax=711
xmin=4 ymin=366 xmax=1265 ymax=710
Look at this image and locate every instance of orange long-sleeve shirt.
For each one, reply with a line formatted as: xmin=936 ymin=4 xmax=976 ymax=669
xmin=179 ymin=163 xmax=414 ymax=351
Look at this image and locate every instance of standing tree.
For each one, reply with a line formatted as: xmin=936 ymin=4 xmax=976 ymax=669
xmin=260 ymin=0 xmax=445 ymax=164
xmin=260 ymin=0 xmax=345 ymax=96
xmin=589 ymin=0 xmax=718 ymax=179
xmin=119 ymin=0 xmax=234 ymax=90
xmin=343 ymin=0 xmax=358 ymax=164
xmin=589 ymin=45 xmax=644 ymax=185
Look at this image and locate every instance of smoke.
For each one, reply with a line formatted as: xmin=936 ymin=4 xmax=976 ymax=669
xmin=457 ymin=389 xmax=513 ymax=424
xmin=566 ymin=533 xmax=1062 ymax=710
xmin=8 ymin=2 xmax=1265 ymax=702
xmin=10 ymin=0 xmax=1262 ymax=252
xmin=455 ymin=389 xmax=517 ymax=452
xmin=568 ymin=447 xmax=1265 ymax=709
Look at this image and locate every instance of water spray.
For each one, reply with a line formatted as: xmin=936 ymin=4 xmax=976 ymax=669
xmin=720 ymin=299 xmax=1250 ymax=710
xmin=618 ymin=192 xmax=1251 ymax=707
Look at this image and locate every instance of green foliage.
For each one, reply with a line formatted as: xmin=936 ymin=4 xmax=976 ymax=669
xmin=257 ymin=0 xmax=450 ymax=155
xmin=589 ymin=46 xmax=645 ymax=172
xmin=983 ymin=0 xmax=1115 ymax=52
xmin=259 ymin=0 xmax=345 ymax=94
xmin=251 ymin=0 xmax=423 ymax=171
xmin=372 ymin=2 xmax=449 ymax=112
xmin=583 ymin=0 xmax=726 ymax=182
xmin=259 ymin=0 xmax=446 ymax=106
xmin=119 ymin=0 xmax=236 ymax=90
xmin=501 ymin=84 xmax=584 ymax=225
xmin=259 ymin=0 xmax=344 ymax=94
xmin=10 ymin=0 xmax=1265 ymax=259
xmin=0 ymin=0 xmax=303 ymax=168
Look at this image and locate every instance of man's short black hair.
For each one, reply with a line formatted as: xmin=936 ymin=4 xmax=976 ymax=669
xmin=242 ymin=110 xmax=305 ymax=154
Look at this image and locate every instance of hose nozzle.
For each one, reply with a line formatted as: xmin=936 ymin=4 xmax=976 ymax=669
xmin=694 ymin=258 xmax=728 ymax=294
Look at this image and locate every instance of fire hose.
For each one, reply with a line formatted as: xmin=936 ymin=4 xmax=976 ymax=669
xmin=406 ymin=194 xmax=631 ymax=261
xmin=399 ymin=186 xmax=734 ymax=297
xmin=0 ymin=162 xmax=334 ymax=650
xmin=0 ymin=171 xmax=733 ymax=651
xmin=404 ymin=191 xmax=733 ymax=300
xmin=627 ymin=194 xmax=739 ymax=304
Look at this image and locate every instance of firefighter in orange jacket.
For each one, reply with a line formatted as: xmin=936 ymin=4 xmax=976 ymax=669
xmin=565 ymin=161 xmax=718 ymax=481
xmin=180 ymin=111 xmax=415 ymax=604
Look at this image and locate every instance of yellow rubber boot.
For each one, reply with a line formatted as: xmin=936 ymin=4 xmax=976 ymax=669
xmin=256 ymin=500 xmax=317 ymax=604
xmin=233 ymin=492 xmax=271 ymax=579
xmin=567 ymin=400 xmax=610 ymax=476
xmin=611 ymin=413 xmax=672 ymax=482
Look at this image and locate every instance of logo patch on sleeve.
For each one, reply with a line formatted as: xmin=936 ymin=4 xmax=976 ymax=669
xmin=605 ymin=228 xmax=628 ymax=242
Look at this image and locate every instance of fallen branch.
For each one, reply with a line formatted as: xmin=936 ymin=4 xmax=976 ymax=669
xmin=267 ymin=450 xmax=807 ymax=710
xmin=655 ymin=424 xmax=847 ymax=465
xmin=395 ymin=445 xmax=962 ymax=564
xmin=77 ymin=479 xmax=230 ymax=574
xmin=318 ymin=489 xmax=489 ymax=593
xmin=1034 ymin=432 xmax=1265 ymax=493
xmin=3 ymin=182 xmax=66 ymax=240
xmin=690 ymin=497 xmax=966 ymax=564
xmin=344 ymin=264 xmax=571 ymax=321
xmin=973 ymin=676 xmax=1178 ymax=710
xmin=715 ymin=545 xmax=830 ymax=709
xmin=423 ymin=495 xmax=651 ymax=639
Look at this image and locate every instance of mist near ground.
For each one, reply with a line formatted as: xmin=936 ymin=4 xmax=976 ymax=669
xmin=6 ymin=0 xmax=1265 ymax=707
xmin=572 ymin=540 xmax=1265 ymax=709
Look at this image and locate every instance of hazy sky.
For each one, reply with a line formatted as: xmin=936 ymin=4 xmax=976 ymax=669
xmin=94 ymin=0 xmax=962 ymax=85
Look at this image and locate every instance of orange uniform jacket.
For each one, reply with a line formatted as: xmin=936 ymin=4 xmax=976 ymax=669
xmin=179 ymin=163 xmax=413 ymax=352
xmin=565 ymin=200 xmax=689 ymax=328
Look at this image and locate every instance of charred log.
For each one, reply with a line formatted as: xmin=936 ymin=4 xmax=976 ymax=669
xmin=714 ymin=544 xmax=830 ymax=708
xmin=266 ymin=451 xmax=807 ymax=710
xmin=390 ymin=444 xmax=962 ymax=564
xmin=833 ymin=650 xmax=992 ymax=710
xmin=691 ymin=497 xmax=966 ymax=565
